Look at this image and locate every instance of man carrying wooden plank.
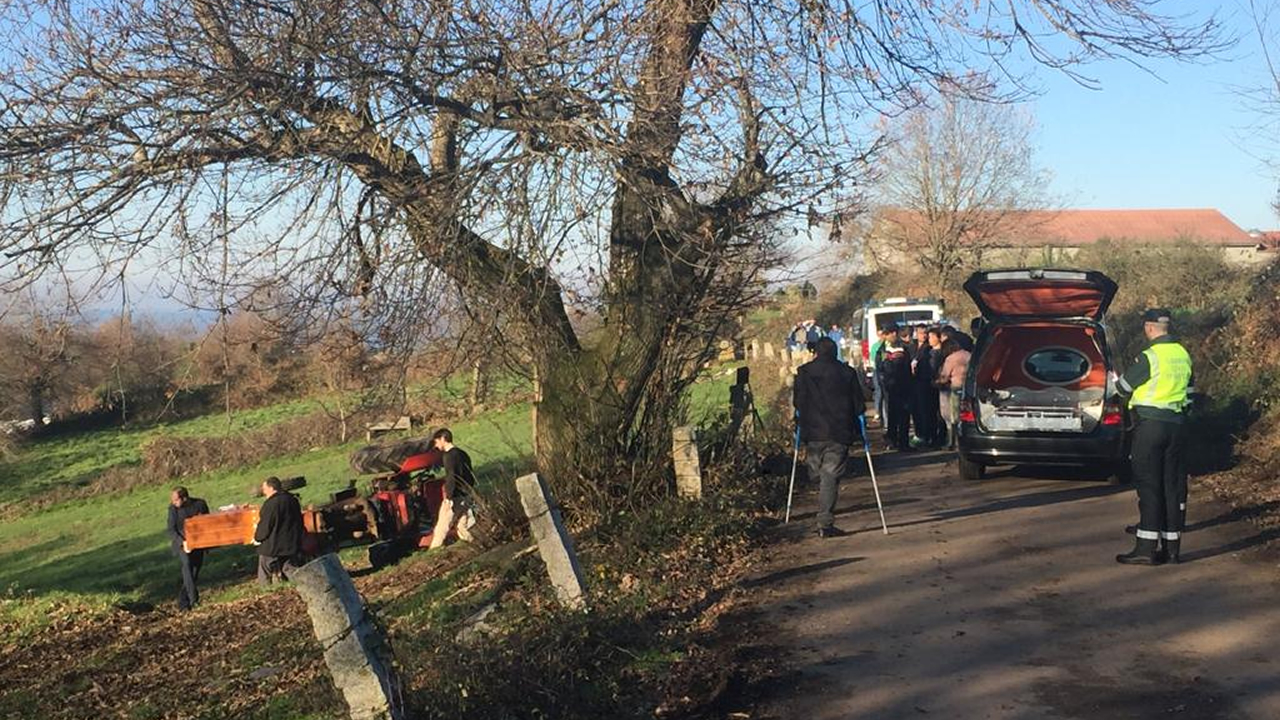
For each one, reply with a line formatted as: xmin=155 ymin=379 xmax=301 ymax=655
xmin=167 ymin=486 xmax=209 ymax=611
xmin=254 ymin=476 xmax=305 ymax=584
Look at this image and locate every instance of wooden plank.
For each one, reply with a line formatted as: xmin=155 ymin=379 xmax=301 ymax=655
xmin=184 ymin=506 xmax=259 ymax=550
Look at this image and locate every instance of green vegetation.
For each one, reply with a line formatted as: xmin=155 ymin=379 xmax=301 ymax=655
xmin=0 ymin=359 xmax=736 ymax=625
xmin=0 ymin=402 xmax=535 ymax=616
xmin=0 ymin=359 xmax=759 ymax=720
xmin=0 ymin=397 xmax=325 ymax=506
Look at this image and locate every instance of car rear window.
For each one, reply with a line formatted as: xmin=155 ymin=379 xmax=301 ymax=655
xmin=1023 ymin=347 xmax=1092 ymax=385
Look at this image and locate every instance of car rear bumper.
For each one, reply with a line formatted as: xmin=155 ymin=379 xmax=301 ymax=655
xmin=957 ymin=424 xmax=1126 ymax=466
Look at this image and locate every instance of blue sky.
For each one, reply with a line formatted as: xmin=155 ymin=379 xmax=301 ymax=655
xmin=1029 ymin=3 xmax=1277 ymax=231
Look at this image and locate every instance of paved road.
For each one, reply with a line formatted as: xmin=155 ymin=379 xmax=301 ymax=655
xmin=745 ymin=449 xmax=1280 ymax=720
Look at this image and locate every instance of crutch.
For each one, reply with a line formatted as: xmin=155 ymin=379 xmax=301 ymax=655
xmin=784 ymin=412 xmax=801 ymax=524
xmin=860 ymin=415 xmax=889 ymax=535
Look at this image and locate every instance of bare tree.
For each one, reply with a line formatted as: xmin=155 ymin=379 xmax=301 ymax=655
xmin=1241 ymin=0 xmax=1280 ymax=218
xmin=866 ymin=94 xmax=1052 ymax=293
xmin=0 ymin=300 xmax=92 ymax=427
xmin=0 ymin=0 xmax=1224 ymax=506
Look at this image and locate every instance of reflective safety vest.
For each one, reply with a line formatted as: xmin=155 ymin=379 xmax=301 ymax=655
xmin=1129 ymin=342 xmax=1192 ymax=412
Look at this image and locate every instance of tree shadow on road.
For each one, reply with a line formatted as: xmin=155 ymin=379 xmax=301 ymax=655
xmin=741 ymin=557 xmax=864 ymax=589
xmin=786 ymin=497 xmax=919 ymax=524
xmin=886 ymin=483 xmax=1130 ymax=531
xmin=1181 ymin=526 xmax=1280 ymax=564
xmin=1185 ymin=500 xmax=1280 ymax=533
xmin=869 ymin=450 xmax=954 ymax=471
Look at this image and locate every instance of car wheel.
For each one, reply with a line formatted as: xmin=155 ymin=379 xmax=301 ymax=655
xmin=958 ymin=454 xmax=985 ymax=480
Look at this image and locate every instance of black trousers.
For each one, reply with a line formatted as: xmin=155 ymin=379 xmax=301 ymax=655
xmin=805 ymin=441 xmax=849 ymax=529
xmin=257 ymin=554 xmax=302 ymax=585
xmin=178 ymin=549 xmax=204 ymax=610
xmin=911 ymin=382 xmax=939 ymax=443
xmin=886 ymin=390 xmax=911 ymax=448
xmin=1130 ymin=418 xmax=1187 ymax=542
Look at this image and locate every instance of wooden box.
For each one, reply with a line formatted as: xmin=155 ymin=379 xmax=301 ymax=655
xmin=185 ymin=506 xmax=259 ymax=550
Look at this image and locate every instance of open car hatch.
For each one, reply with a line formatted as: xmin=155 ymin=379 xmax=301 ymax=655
xmin=964 ymin=269 xmax=1118 ymax=322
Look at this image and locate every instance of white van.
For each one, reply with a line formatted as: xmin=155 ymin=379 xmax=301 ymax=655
xmin=851 ymin=297 xmax=946 ymax=370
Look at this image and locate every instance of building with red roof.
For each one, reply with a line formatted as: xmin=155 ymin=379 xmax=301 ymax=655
xmin=864 ymin=207 xmax=1274 ymax=271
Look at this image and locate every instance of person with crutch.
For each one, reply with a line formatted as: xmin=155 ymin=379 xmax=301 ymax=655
xmin=793 ymin=336 xmax=866 ymax=538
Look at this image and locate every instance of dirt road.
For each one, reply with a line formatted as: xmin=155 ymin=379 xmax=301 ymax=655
xmin=743 ymin=449 xmax=1280 ymax=720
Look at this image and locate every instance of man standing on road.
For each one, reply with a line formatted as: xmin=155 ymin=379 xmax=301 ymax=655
xmin=167 ymin=486 xmax=209 ymax=611
xmin=869 ymin=327 xmax=890 ymax=422
xmin=254 ymin=476 xmax=304 ymax=584
xmin=879 ymin=331 xmax=913 ymax=451
xmin=909 ymin=325 xmax=938 ymax=447
xmin=428 ymin=428 xmax=478 ymax=549
xmin=1115 ymin=308 xmax=1194 ymax=566
xmin=794 ymin=337 xmax=867 ymax=538
xmin=827 ymin=324 xmax=846 ymax=362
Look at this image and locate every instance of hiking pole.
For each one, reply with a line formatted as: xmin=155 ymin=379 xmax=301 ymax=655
xmin=784 ymin=411 xmax=801 ymax=524
xmin=860 ymin=415 xmax=889 ymax=535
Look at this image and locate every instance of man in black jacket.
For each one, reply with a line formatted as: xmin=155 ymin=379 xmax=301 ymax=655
xmin=909 ymin=325 xmax=938 ymax=447
xmin=254 ymin=476 xmax=304 ymax=584
xmin=428 ymin=427 xmax=478 ymax=549
xmin=167 ymin=486 xmax=209 ymax=610
xmin=794 ymin=337 xmax=867 ymax=537
xmin=878 ymin=332 xmax=913 ymax=451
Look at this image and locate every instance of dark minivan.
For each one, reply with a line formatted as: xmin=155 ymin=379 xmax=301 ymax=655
xmin=956 ymin=269 xmax=1127 ymax=480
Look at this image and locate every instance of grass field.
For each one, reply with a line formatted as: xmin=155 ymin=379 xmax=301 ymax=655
xmin=0 ymin=397 xmax=326 ymax=506
xmin=0 ymin=403 xmax=535 ymax=614
xmin=0 ymin=363 xmax=742 ymax=621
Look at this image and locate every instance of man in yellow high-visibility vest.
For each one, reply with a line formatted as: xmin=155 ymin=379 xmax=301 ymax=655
xmin=1115 ymin=308 xmax=1194 ymax=565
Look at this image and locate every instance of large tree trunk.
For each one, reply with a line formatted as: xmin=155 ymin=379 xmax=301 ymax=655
xmin=28 ymin=385 xmax=45 ymax=427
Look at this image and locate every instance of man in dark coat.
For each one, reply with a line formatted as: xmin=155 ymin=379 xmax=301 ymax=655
xmin=878 ymin=330 xmax=913 ymax=451
xmin=167 ymin=486 xmax=209 ymax=611
xmin=254 ymin=476 xmax=304 ymax=584
xmin=908 ymin=325 xmax=938 ymax=446
xmin=794 ymin=337 xmax=867 ymax=537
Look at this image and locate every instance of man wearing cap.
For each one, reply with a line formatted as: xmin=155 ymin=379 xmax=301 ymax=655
xmin=1115 ymin=308 xmax=1195 ymax=565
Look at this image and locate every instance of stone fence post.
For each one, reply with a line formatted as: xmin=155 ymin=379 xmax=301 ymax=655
xmin=292 ymin=554 xmax=404 ymax=720
xmin=515 ymin=473 xmax=587 ymax=609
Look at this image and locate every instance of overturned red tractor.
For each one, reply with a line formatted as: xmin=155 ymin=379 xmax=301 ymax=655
xmin=184 ymin=437 xmax=461 ymax=570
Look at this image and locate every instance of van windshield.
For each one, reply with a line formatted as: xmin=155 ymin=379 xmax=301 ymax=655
xmin=874 ymin=310 xmax=934 ymax=331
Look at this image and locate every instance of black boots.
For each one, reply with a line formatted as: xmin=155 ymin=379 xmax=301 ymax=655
xmin=1116 ymin=538 xmax=1164 ymax=565
xmin=1162 ymin=539 xmax=1181 ymax=564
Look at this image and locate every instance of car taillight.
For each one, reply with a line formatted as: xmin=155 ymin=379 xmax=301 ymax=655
xmin=958 ymin=397 xmax=976 ymax=424
xmin=1102 ymin=402 xmax=1123 ymax=426
xmin=861 ymin=339 xmax=869 ymax=361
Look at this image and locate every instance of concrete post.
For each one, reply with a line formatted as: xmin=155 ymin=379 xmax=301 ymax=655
xmin=291 ymin=554 xmax=403 ymax=720
xmin=671 ymin=426 xmax=703 ymax=500
xmin=763 ymin=342 xmax=775 ymax=360
xmin=515 ymin=473 xmax=587 ymax=609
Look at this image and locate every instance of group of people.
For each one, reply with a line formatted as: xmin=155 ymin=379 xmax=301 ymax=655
xmin=870 ymin=323 xmax=973 ymax=452
xmin=165 ymin=427 xmax=476 ymax=611
xmin=787 ymin=319 xmax=855 ymax=361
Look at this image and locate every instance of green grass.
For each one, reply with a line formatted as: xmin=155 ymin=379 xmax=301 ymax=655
xmin=0 ymin=397 xmax=325 ymax=506
xmin=0 ymin=403 xmax=535 ymax=610
xmin=0 ymin=359 xmax=737 ymax=621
